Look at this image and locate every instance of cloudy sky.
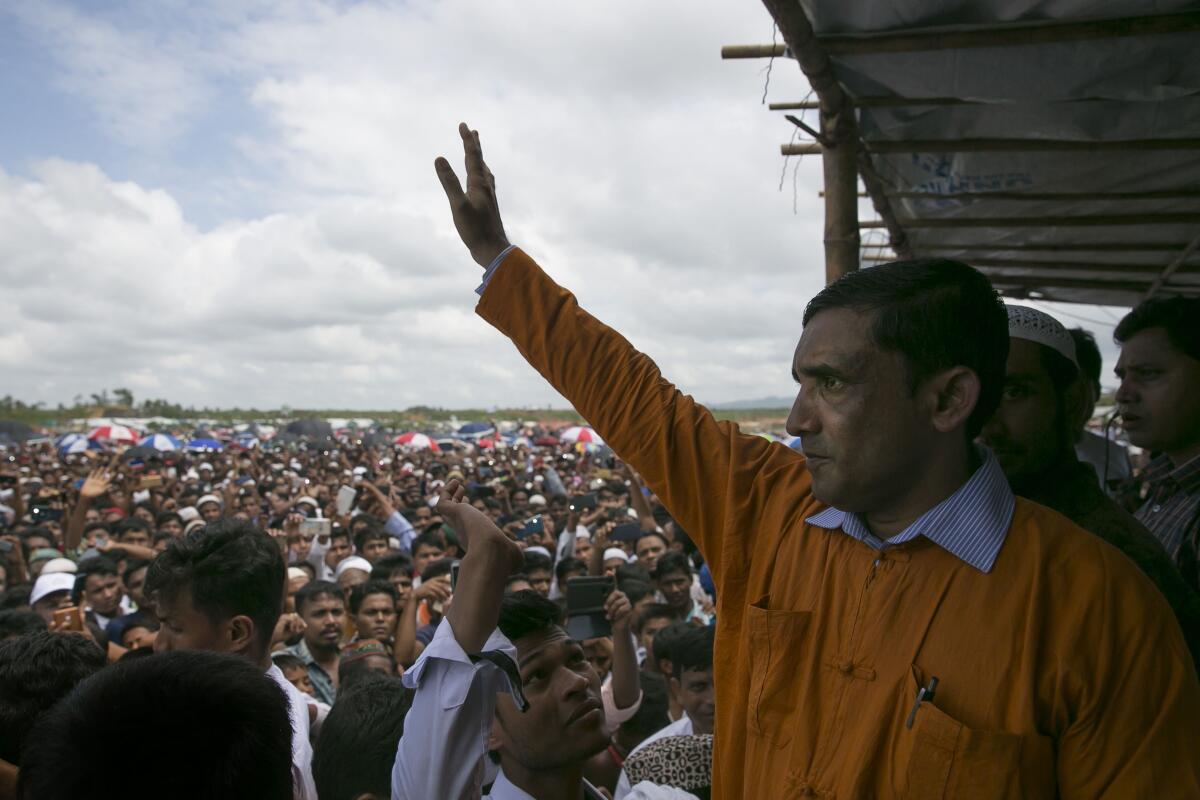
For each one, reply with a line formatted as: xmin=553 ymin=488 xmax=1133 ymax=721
xmin=0 ymin=0 xmax=1123 ymax=411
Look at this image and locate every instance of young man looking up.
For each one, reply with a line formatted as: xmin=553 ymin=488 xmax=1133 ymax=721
xmin=1115 ymin=296 xmax=1200 ymax=593
xmin=434 ymin=124 xmax=1200 ymax=797
xmin=349 ymin=580 xmax=399 ymax=645
xmin=284 ymin=580 xmax=345 ymax=706
xmin=393 ymin=479 xmax=625 ymax=799
xmin=147 ymin=518 xmax=316 ymax=799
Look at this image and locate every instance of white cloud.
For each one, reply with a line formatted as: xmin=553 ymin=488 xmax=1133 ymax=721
xmin=4 ymin=0 xmax=1121 ymax=413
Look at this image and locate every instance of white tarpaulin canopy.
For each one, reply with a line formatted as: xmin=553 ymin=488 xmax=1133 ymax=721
xmin=730 ymin=1 xmax=1200 ymax=307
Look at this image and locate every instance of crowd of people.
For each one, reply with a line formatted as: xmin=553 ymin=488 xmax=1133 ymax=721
xmin=0 ymin=125 xmax=1198 ymax=799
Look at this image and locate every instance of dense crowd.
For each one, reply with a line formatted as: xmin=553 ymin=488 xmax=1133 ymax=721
xmin=1 ymin=125 xmax=1199 ymax=799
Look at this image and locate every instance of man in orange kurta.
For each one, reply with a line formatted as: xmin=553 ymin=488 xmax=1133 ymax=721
xmin=434 ymin=124 xmax=1200 ymax=798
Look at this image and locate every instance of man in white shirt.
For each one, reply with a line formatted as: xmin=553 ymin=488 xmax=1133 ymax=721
xmin=614 ymin=626 xmax=714 ymax=799
xmin=147 ymin=518 xmax=317 ymax=800
xmin=391 ymin=479 xmax=618 ymax=799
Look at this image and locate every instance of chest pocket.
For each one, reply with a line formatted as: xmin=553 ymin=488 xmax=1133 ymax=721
xmin=904 ymin=666 xmax=1054 ymax=799
xmin=746 ymin=596 xmax=811 ymax=749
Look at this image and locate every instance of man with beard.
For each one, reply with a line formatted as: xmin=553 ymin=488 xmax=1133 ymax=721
xmin=285 ymin=580 xmax=345 ymax=706
xmin=392 ymin=480 xmax=615 ymax=799
xmin=981 ymin=306 xmax=1200 ymax=664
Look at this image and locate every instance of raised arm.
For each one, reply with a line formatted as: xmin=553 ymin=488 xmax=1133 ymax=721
xmin=435 ymin=124 xmax=806 ymax=584
xmin=391 ymin=479 xmax=525 ymax=800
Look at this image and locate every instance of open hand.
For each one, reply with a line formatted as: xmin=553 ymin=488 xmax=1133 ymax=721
xmin=80 ymin=468 xmax=112 ymax=500
xmin=434 ymin=123 xmax=511 ymax=268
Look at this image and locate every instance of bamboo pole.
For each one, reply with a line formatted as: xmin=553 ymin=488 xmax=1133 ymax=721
xmin=781 ymin=143 xmax=824 ymax=156
xmin=1146 ymin=233 xmax=1200 ymax=299
xmin=822 ymin=112 xmax=861 ymax=282
xmin=771 ymin=97 xmax=973 ymax=110
xmin=861 ymin=256 xmax=1197 ymax=275
xmin=721 ymin=44 xmax=787 ymax=59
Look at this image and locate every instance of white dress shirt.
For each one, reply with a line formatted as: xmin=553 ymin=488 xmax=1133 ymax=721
xmin=391 ymin=618 xmax=605 ymax=800
xmin=613 ymin=715 xmax=694 ymax=800
xmin=266 ymin=663 xmax=318 ymax=800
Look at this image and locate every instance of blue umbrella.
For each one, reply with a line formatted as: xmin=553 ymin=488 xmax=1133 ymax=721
xmin=139 ymin=433 xmax=182 ymax=451
xmin=186 ymin=438 xmax=224 ymax=452
xmin=457 ymin=422 xmax=494 ymax=437
xmin=59 ymin=436 xmax=102 ymax=455
xmin=233 ymin=432 xmax=260 ymax=449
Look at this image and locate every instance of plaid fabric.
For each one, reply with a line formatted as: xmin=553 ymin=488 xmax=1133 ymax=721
xmin=1136 ymin=454 xmax=1200 ymax=588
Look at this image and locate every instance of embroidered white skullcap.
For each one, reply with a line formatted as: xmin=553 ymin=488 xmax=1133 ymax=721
xmin=603 ymin=548 xmax=630 ymax=563
xmin=1005 ymin=305 xmax=1078 ymax=367
xmin=335 ymin=556 xmax=372 ymax=578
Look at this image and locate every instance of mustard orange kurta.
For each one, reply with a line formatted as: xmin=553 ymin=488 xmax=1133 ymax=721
xmin=477 ymin=249 xmax=1200 ymax=798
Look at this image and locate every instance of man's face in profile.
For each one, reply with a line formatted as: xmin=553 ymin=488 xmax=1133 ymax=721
xmin=154 ymin=587 xmax=232 ymax=654
xmin=787 ymin=308 xmax=933 ymax=514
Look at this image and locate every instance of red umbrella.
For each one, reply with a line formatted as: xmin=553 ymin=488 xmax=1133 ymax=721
xmin=560 ymin=426 xmax=604 ymax=445
xmin=87 ymin=424 xmax=138 ymax=444
xmin=393 ymin=432 xmax=438 ymax=451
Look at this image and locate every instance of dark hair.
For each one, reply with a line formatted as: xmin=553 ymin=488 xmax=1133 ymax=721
xmin=802 ymin=258 xmax=1008 ymax=439
xmin=145 ymin=518 xmax=285 ymax=653
xmin=0 ymin=631 xmax=105 ymax=763
xmin=672 ymin=625 xmax=714 ymax=679
xmin=555 ymin=556 xmax=586 ymax=583
xmin=420 ymin=557 xmax=456 ymax=584
xmin=412 ymin=530 xmax=444 ymax=554
xmin=370 ymin=553 xmax=413 ymax=582
xmin=77 ymin=555 xmax=119 ymax=581
xmin=0 ymin=609 xmax=46 ymax=641
xmin=122 ymin=557 xmax=153 ymax=587
xmin=312 ymin=674 xmax=412 ymax=800
xmin=504 ymin=573 xmax=531 ymax=591
xmin=353 ymin=525 xmax=389 ymax=555
xmin=0 ymin=585 xmax=33 ymax=611
xmin=270 ymin=652 xmax=307 ymax=673
xmin=651 ymin=622 xmax=693 ymax=670
xmin=621 ymin=671 xmax=670 ymax=741
xmin=652 ymin=552 xmax=692 ymax=582
xmin=1115 ymin=296 xmax=1200 ymax=361
xmin=330 ymin=527 xmax=350 ymax=543
xmin=116 ymin=518 xmax=150 ymax=538
xmin=295 ymin=579 xmax=344 ymax=615
xmin=348 ymin=580 xmax=398 ymax=615
xmin=636 ymin=530 xmax=669 ymax=550
xmin=82 ymin=521 xmax=111 ymax=538
xmin=634 ymin=603 xmax=679 ymax=635
xmin=1069 ymin=328 xmax=1103 ymax=398
xmin=153 ymin=530 xmax=174 ymax=546
xmin=522 ymin=550 xmax=552 ymax=575
xmin=18 ymin=650 xmax=293 ymax=799
xmin=498 ymin=590 xmax=564 ymax=642
xmin=620 ymin=579 xmax=656 ymax=607
xmin=615 ymin=563 xmax=652 ymax=585
xmin=155 ymin=511 xmax=184 ymax=529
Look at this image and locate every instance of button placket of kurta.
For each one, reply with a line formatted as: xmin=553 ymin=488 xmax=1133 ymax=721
xmin=811 ymin=546 xmax=907 ymax=785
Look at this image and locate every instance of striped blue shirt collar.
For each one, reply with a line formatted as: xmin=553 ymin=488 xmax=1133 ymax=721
xmin=805 ymin=446 xmax=1014 ymax=573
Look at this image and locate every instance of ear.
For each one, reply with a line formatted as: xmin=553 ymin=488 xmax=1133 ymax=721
xmin=227 ymin=614 xmax=257 ymax=654
xmin=925 ymin=367 xmax=981 ymax=434
xmin=486 ymin=715 xmax=504 ymax=753
xmin=669 ymin=675 xmax=681 ymax=698
xmin=1064 ymin=375 xmax=1093 ymax=434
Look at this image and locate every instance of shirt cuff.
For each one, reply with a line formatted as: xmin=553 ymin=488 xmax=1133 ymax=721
xmin=401 ymin=617 xmax=521 ymax=706
xmin=475 ymin=244 xmax=517 ymax=296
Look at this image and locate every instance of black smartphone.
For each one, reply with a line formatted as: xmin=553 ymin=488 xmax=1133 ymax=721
xmin=569 ymin=493 xmax=597 ymax=513
xmin=450 ymin=559 xmax=461 ymax=590
xmin=609 ymin=522 xmax=643 ymax=543
xmin=565 ymin=576 xmax=615 ymax=640
xmin=31 ymin=506 xmax=63 ymax=522
xmin=0 ymin=475 xmax=17 ymax=487
xmin=518 ymin=516 xmax=545 ymax=540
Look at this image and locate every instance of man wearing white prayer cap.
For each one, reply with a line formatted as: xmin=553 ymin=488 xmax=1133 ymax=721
xmin=982 ymin=304 xmax=1200 ymax=665
xmin=29 ymin=572 xmax=76 ymax=623
xmin=196 ymin=494 xmax=224 ymax=523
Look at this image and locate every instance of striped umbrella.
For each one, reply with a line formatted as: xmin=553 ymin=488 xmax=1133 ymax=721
xmin=88 ymin=424 xmax=138 ymax=444
xmin=394 ymin=432 xmax=438 ymax=451
xmin=60 ymin=436 xmax=102 ymax=455
xmin=560 ymin=426 xmax=604 ymax=445
xmin=186 ymin=438 xmax=224 ymax=452
xmin=139 ymin=433 xmax=181 ymax=451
